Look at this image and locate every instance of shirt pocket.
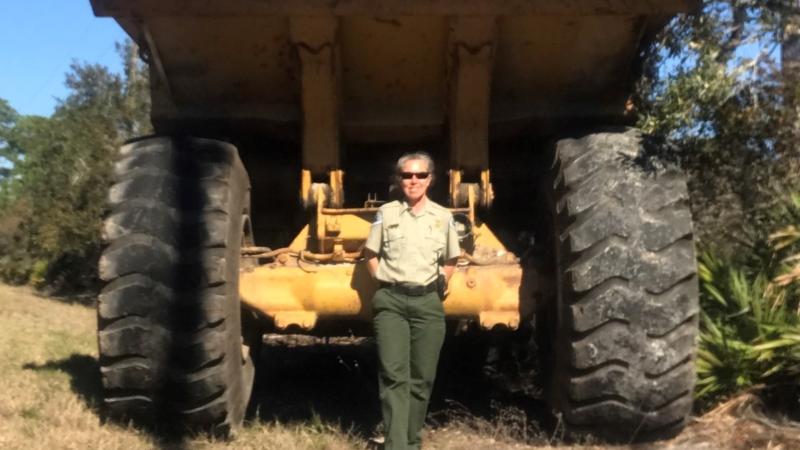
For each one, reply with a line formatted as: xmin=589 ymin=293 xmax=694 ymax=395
xmin=383 ymin=225 xmax=404 ymax=255
xmin=425 ymin=234 xmax=446 ymax=262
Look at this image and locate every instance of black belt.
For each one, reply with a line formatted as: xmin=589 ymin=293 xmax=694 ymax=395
xmin=380 ymin=281 xmax=437 ymax=296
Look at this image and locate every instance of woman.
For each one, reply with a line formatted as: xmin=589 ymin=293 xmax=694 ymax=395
xmin=363 ymin=152 xmax=461 ymax=450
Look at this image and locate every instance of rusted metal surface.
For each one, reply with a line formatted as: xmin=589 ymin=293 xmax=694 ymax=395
xmin=309 ymin=191 xmax=371 ymax=254
xmin=141 ymin=24 xmax=171 ymax=99
xmin=241 ymin=246 xmax=363 ymax=263
xmin=300 ymin=169 xmax=345 ymax=209
xmin=91 ymin=0 xmax=693 ymax=335
xmin=291 ymin=17 xmax=341 ymax=178
xmin=448 ymin=169 xmax=494 ymax=208
xmin=445 ymin=16 xmax=496 ymax=209
xmin=448 ymin=17 xmax=494 ymax=177
xmin=90 ymin=1 xmax=695 ymax=140
xmin=92 ymin=0 xmax=698 ymax=17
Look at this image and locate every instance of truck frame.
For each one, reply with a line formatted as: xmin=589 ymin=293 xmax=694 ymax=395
xmin=93 ymin=0 xmax=700 ymax=441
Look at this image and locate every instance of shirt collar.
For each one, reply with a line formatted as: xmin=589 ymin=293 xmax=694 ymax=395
xmin=401 ymin=199 xmax=432 ymax=217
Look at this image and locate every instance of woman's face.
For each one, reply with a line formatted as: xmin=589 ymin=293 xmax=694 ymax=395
xmin=399 ymin=158 xmax=431 ymax=203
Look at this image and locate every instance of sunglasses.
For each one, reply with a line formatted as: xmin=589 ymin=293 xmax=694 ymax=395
xmin=399 ymin=171 xmax=430 ymax=180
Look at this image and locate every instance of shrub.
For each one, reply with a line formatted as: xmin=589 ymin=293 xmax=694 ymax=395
xmin=696 ymin=194 xmax=800 ymax=410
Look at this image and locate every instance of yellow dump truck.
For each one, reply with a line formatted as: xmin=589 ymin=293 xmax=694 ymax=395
xmin=93 ymin=0 xmax=700 ymax=441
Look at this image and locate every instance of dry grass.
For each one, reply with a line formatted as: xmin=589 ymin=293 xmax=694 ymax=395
xmin=0 ymin=284 xmax=154 ymax=450
xmin=0 ymin=283 xmax=365 ymax=450
xmin=666 ymin=393 xmax=800 ymax=450
xmin=1 ymin=282 xmax=799 ymax=450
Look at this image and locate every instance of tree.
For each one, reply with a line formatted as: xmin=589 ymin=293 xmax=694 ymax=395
xmin=783 ymin=1 xmax=800 ymax=107
xmin=637 ymin=1 xmax=800 ymax=254
xmin=0 ymin=39 xmax=151 ymax=289
xmin=782 ymin=1 xmax=800 ymax=181
xmin=0 ymin=98 xmax=20 ymax=182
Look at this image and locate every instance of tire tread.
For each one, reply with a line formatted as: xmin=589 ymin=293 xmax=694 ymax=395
xmin=97 ymin=136 xmax=252 ymax=434
xmin=546 ymin=128 xmax=699 ymax=442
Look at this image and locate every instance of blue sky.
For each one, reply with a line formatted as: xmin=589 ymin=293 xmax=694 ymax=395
xmin=0 ymin=0 xmax=128 ymax=117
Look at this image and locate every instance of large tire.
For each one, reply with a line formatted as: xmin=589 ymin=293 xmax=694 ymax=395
xmin=543 ymin=129 xmax=699 ymax=441
xmin=97 ymin=136 xmax=255 ymax=436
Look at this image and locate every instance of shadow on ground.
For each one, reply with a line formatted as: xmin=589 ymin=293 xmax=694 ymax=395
xmin=247 ymin=332 xmax=549 ymax=440
xmin=23 ymin=353 xmax=103 ymax=408
xmin=22 ymin=354 xmax=207 ymax=450
xmin=19 ymin=334 xmax=549 ymax=445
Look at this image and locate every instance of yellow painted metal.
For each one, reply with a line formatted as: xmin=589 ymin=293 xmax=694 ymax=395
xmin=471 ymin=221 xmax=509 ymax=254
xmin=273 ymin=311 xmax=319 ymax=330
xmin=95 ymin=1 xmax=698 ymax=17
xmin=240 ymin=261 xmax=376 ymax=316
xmin=444 ymin=266 xmax=521 ymax=316
xmin=479 ymin=311 xmax=520 ymax=330
xmin=319 ymin=213 xmax=372 ymax=249
xmin=448 ymin=169 xmax=462 ymax=208
xmin=448 ymin=168 xmax=494 ymax=208
xmin=448 ymin=17 xmax=494 ymax=175
xmin=240 ymin=206 xmax=522 ymax=330
xmin=300 ymin=169 xmax=346 ymax=209
xmin=480 ymin=169 xmax=494 ymax=207
xmin=291 ymin=17 xmax=341 ymax=177
xmin=288 ymin=224 xmax=311 ymax=251
xmin=328 ymin=170 xmax=344 ymax=208
xmin=239 ymin=261 xmax=522 ymax=330
xmin=311 ymin=191 xmax=374 ymax=253
xmin=243 ymin=171 xmax=520 ymax=331
xmin=95 ymin=0 xmax=698 ymax=141
xmin=300 ymin=169 xmax=312 ymax=207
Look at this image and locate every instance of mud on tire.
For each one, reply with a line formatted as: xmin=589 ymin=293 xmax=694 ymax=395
xmin=97 ymin=136 xmax=255 ymax=435
xmin=544 ymin=129 xmax=699 ymax=442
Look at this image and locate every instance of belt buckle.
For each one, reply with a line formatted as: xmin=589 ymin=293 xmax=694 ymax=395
xmin=388 ymin=283 xmax=429 ymax=296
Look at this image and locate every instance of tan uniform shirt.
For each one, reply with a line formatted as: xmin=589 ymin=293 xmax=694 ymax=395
xmin=365 ymin=199 xmax=461 ymax=285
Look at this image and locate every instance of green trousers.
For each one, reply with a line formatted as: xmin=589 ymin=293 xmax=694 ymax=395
xmin=372 ymin=287 xmax=446 ymax=450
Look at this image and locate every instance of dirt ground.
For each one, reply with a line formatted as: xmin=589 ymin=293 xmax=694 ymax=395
xmin=1 ymin=283 xmax=799 ymax=450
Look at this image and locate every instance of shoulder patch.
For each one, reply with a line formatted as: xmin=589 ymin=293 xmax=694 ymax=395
xmin=372 ymin=211 xmax=383 ymax=226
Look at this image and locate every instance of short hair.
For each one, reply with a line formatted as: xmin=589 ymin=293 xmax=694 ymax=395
xmin=393 ymin=151 xmax=435 ymax=187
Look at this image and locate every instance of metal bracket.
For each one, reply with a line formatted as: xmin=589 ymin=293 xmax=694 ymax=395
xmin=291 ymin=17 xmax=343 ymax=208
xmin=300 ymin=169 xmax=344 ymax=209
xmin=447 ymin=17 xmax=496 ymax=208
xmin=448 ymin=168 xmax=494 ymax=209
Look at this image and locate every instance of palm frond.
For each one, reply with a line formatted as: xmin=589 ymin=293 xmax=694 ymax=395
xmin=696 ymin=197 xmax=800 ymax=405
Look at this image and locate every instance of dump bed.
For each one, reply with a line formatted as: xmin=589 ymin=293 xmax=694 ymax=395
xmin=91 ymin=0 xmax=695 ymax=141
